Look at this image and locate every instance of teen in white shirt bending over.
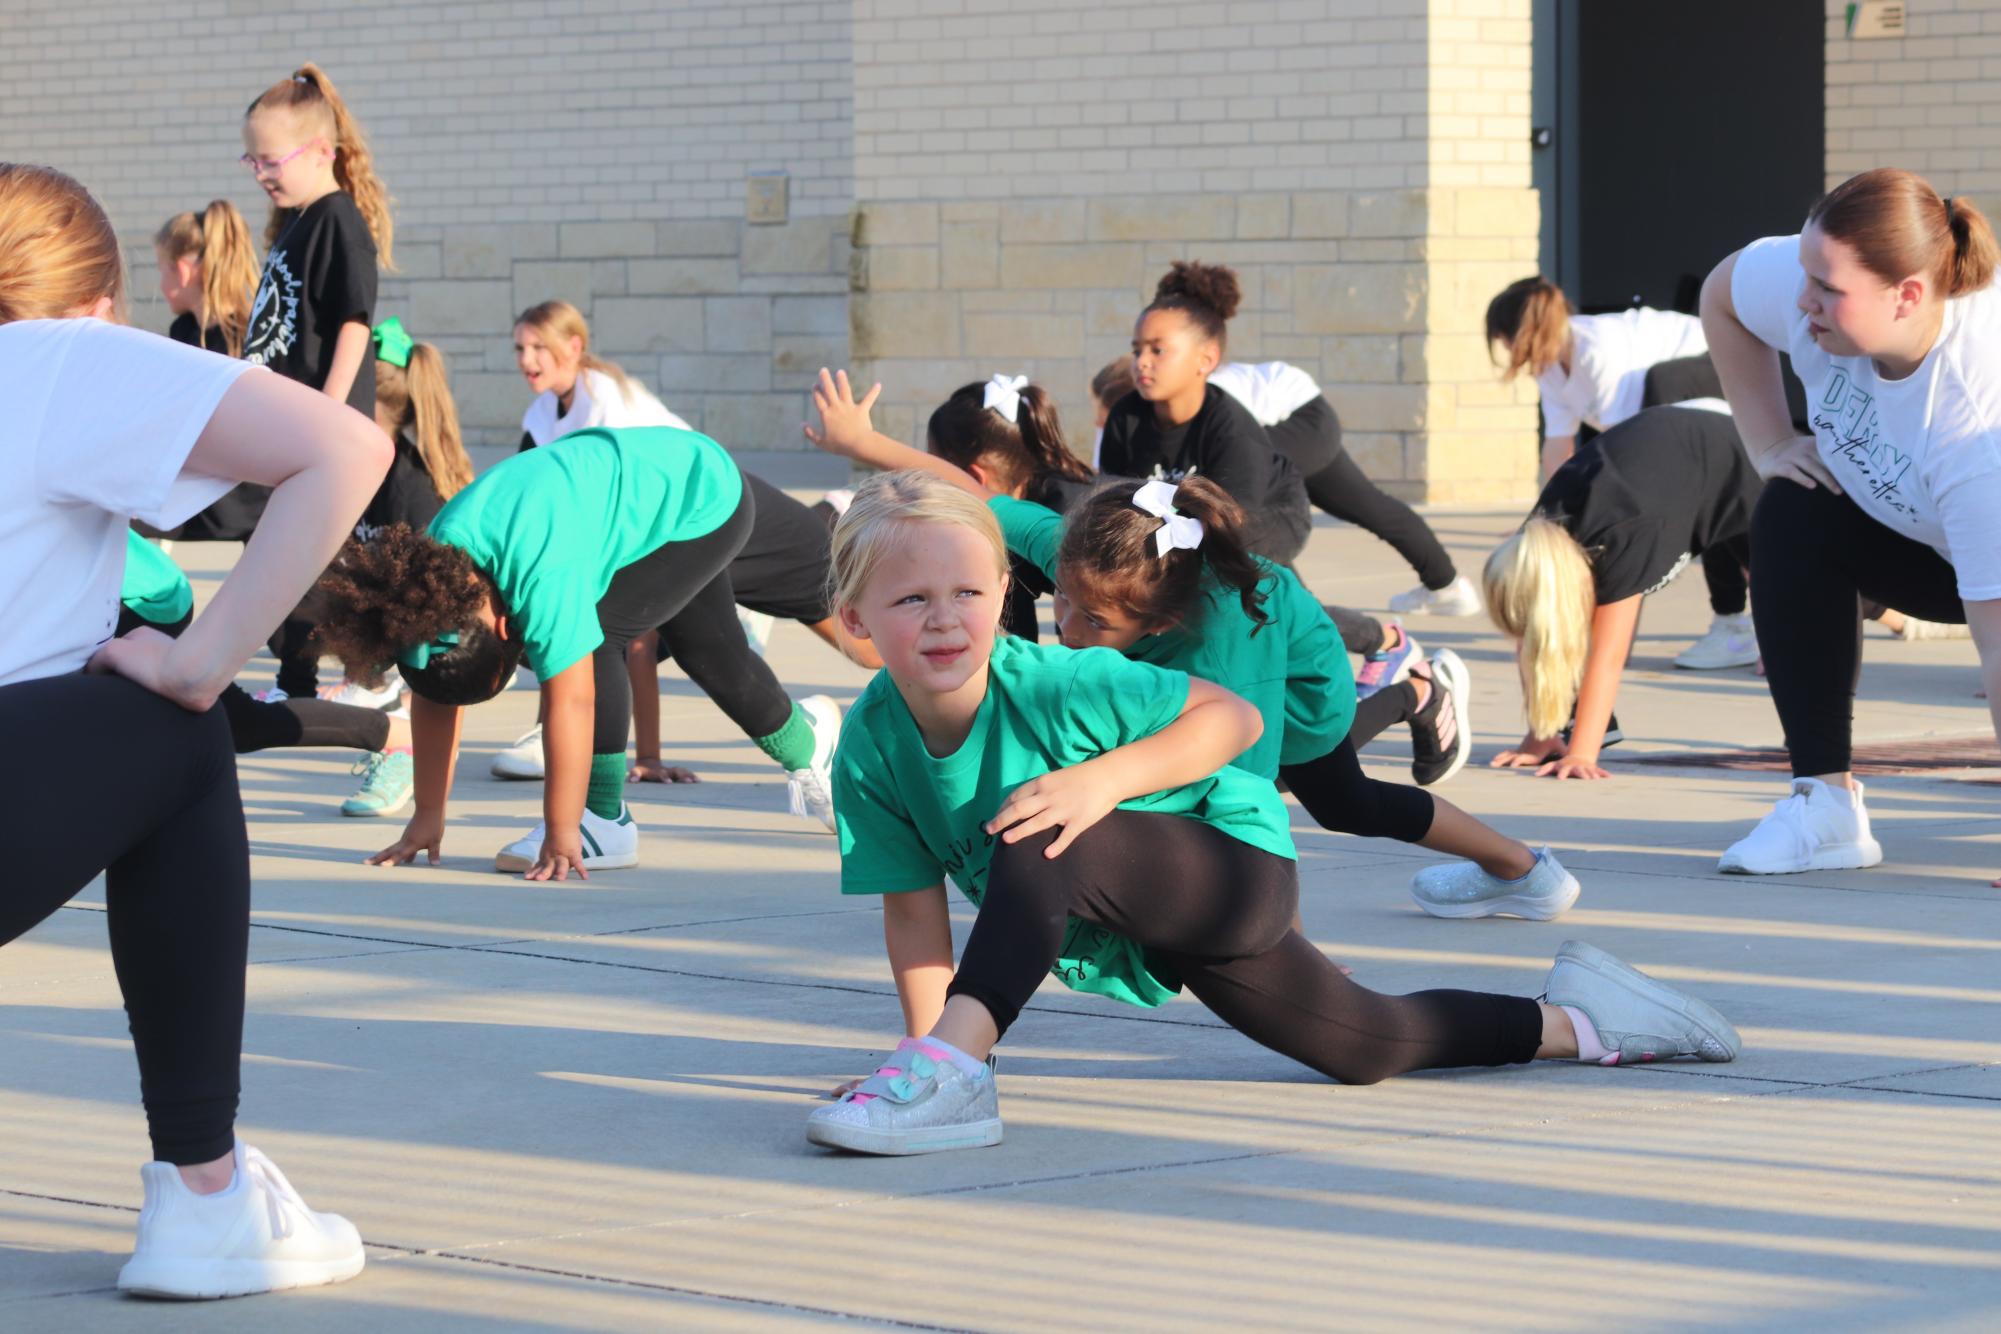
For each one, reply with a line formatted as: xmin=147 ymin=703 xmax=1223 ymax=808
xmin=1701 ymin=167 xmax=2001 ymax=879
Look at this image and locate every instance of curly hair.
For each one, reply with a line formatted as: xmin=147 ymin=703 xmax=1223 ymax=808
xmin=313 ymin=524 xmax=520 ymax=704
xmin=1056 ymin=476 xmax=1270 ymax=636
xmin=1143 ymin=260 xmax=1243 ymax=351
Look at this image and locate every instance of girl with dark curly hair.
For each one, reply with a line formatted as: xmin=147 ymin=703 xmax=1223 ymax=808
xmin=313 ymin=425 xmax=842 ymax=881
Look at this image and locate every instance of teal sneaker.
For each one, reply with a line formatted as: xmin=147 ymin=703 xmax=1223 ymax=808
xmin=340 ymin=750 xmax=413 ymax=818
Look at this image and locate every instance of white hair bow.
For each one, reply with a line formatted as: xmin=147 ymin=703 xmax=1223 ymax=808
xmin=1132 ymin=479 xmax=1205 ymax=558
xmin=982 ymin=373 xmax=1029 ymax=423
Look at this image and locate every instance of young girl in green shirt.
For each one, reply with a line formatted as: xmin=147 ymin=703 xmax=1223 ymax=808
xmin=312 ymin=425 xmax=840 ymax=880
xmin=806 ymin=470 xmax=1740 ymax=1156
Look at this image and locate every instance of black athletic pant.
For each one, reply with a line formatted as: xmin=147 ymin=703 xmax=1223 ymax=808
xmin=1699 ymin=537 xmax=1752 ymax=617
xmin=1282 ymin=737 xmax=1437 ymax=844
xmin=593 ymin=483 xmax=793 ymax=754
xmin=1269 ymin=398 xmax=1458 ymax=592
xmin=1752 ymin=479 xmax=1965 ymax=777
xmin=116 ymin=608 xmax=391 ymax=755
xmin=946 ymin=811 xmax=1540 ymax=1083
xmin=0 ymin=674 xmax=247 ymax=1165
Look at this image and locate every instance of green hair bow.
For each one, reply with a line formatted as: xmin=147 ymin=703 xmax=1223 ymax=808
xmin=372 ymin=316 xmax=414 ymax=368
xmin=398 ymin=629 xmax=458 ymax=671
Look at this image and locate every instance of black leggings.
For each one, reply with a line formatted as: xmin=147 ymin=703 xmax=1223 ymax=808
xmin=945 ymin=811 xmax=1540 ymax=1083
xmin=116 ymin=608 xmax=391 ymax=755
xmin=1751 ymin=479 xmax=1965 ymax=776
xmin=1282 ymin=737 xmax=1437 ymax=844
xmin=1700 ymin=542 xmax=1750 ymax=617
xmin=593 ymin=484 xmax=793 ymax=754
xmin=1269 ymin=398 xmax=1459 ymax=591
xmin=0 ymin=674 xmax=247 ymax=1165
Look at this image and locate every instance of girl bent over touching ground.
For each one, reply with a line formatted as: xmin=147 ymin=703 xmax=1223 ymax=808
xmin=313 ymin=425 xmax=842 ymax=881
xmin=805 ymin=472 xmax=1740 ymax=1157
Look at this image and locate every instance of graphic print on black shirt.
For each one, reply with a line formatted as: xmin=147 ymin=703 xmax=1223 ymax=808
xmin=1811 ymin=367 xmax=1920 ymax=527
xmin=242 ymin=191 xmax=379 ymax=415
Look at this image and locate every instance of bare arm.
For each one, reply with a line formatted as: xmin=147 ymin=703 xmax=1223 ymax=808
xmin=883 ymin=885 xmax=955 ymax=1037
xmin=91 ymin=371 xmax=389 ymax=708
xmin=1699 ymin=249 xmax=1840 ymax=492
xmin=1540 ymin=594 xmax=1641 ymax=779
xmin=527 ymin=657 xmax=598 ymax=881
xmin=1540 ymin=434 xmax=1576 ymax=482
xmin=320 ymin=320 xmax=374 ymax=408
xmin=802 ymin=368 xmax=991 ymax=498
xmin=366 ymin=692 xmax=461 ymax=867
xmin=986 ymin=676 xmax=1263 ymax=857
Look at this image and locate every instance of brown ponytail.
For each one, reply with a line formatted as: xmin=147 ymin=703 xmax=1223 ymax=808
xmin=1810 ymin=167 xmax=1998 ymax=298
xmin=0 ymin=163 xmax=124 ymax=324
xmin=376 ymin=340 xmax=475 ymax=499
xmin=925 ymin=379 xmax=1092 ymax=494
xmin=1142 ymin=261 xmax=1241 ymax=351
xmin=247 ymin=63 xmax=395 ymax=269
xmin=1056 ymin=476 xmax=1270 ymax=636
xmin=1486 ymin=276 xmax=1574 ymax=380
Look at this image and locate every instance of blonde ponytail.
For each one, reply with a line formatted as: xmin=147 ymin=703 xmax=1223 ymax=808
xmin=1483 ymin=518 xmax=1597 ymax=739
xmin=376 ymin=340 xmax=474 ymax=499
xmin=247 ymin=62 xmax=395 ymax=269
xmin=198 ymin=200 xmax=258 ymax=355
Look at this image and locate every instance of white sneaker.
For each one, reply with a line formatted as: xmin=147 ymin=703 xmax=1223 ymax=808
xmin=807 ymin=1039 xmax=1003 ymax=1155
xmin=1718 ymin=777 xmax=1883 ymax=875
xmin=494 ymin=804 xmax=640 ymax=873
xmin=738 ymin=607 xmax=777 ymax=658
xmin=317 ymin=670 xmax=404 ymax=709
xmin=1674 ymin=613 xmax=1759 ymax=670
xmin=787 ymin=694 xmax=841 ymax=832
xmin=1411 ymin=846 xmax=1580 ymax=920
xmin=250 ymin=686 xmax=289 ymax=704
xmin=1897 ymin=615 xmax=1971 ymax=641
xmin=1545 ymin=940 xmax=1741 ymax=1064
xmin=1388 ymin=574 xmax=1481 ymax=617
xmin=116 ymin=1141 xmax=364 ymax=1299
xmin=490 ymin=724 xmax=545 ymax=780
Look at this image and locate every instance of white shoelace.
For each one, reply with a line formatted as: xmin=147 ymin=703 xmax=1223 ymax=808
xmin=242 ymin=1146 xmax=307 ymax=1242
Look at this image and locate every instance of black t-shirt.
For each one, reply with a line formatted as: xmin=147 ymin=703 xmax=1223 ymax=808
xmin=168 ymin=312 xmax=230 ymax=355
xmin=242 ymin=191 xmax=378 ymax=414
xmin=356 ymin=435 xmax=446 ymax=542
xmin=1097 ymin=385 xmax=1309 ymax=561
xmin=1533 ymin=406 xmax=1763 ymax=604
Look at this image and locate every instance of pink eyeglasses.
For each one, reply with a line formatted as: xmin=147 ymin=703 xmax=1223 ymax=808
xmin=238 ymin=142 xmax=315 ymax=174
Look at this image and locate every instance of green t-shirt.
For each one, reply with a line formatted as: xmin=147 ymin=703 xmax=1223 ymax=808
xmin=987 ymin=495 xmax=1355 ymax=778
xmin=423 ymin=426 xmax=744 ymax=678
xmin=120 ymin=530 xmax=193 ymax=626
xmin=832 ymin=634 xmax=1295 ymax=1009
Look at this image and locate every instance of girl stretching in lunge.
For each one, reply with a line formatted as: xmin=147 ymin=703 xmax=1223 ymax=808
xmin=804 ymin=472 xmax=1739 ymax=1155
xmin=1483 ymin=404 xmax=1763 ymax=780
xmin=1 ymin=163 xmax=380 ymax=1295
xmin=809 ymin=371 xmax=1561 ymax=915
xmin=312 ymin=425 xmax=842 ymax=880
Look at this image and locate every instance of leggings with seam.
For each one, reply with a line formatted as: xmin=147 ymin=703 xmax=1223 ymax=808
xmin=944 ymin=810 xmax=1540 ymax=1083
xmin=1751 ymin=479 xmax=1965 ymax=776
xmin=0 ymin=673 xmax=247 ymax=1165
xmin=1268 ymin=398 xmax=1459 ymax=591
xmin=592 ymin=483 xmax=793 ymax=753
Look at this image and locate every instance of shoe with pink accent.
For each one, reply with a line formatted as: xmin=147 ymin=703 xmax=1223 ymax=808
xmin=1354 ymin=622 xmax=1422 ymax=700
xmin=807 ymin=1038 xmax=1002 ymax=1156
xmin=1544 ymin=941 xmax=1740 ymax=1066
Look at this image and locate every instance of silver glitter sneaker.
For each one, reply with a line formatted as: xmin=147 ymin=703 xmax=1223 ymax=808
xmin=807 ymin=1041 xmax=1003 ymax=1155
xmin=1410 ymin=846 xmax=1579 ymax=920
xmin=1545 ymin=940 xmax=1741 ymax=1065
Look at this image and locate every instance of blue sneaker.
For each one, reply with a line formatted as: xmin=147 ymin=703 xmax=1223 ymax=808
xmin=1411 ymin=846 xmax=1580 ymax=919
xmin=1355 ymin=622 xmax=1422 ymax=700
xmin=340 ymin=750 xmax=413 ymax=818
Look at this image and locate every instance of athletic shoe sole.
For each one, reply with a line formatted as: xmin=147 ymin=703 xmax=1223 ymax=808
xmin=806 ymin=1116 xmax=1004 ymax=1156
xmin=339 ymin=798 xmax=412 ymax=819
xmin=1552 ymin=940 xmax=1741 ymax=1062
xmin=116 ymin=1249 xmax=366 ymax=1299
xmin=1717 ymin=837 xmax=1883 ymax=875
xmin=1672 ymin=647 xmax=1760 ymax=670
xmin=489 ymin=757 xmax=545 ymax=781
xmin=1418 ymin=649 xmax=1474 ymax=787
xmin=1416 ymin=870 xmax=1580 ymax=920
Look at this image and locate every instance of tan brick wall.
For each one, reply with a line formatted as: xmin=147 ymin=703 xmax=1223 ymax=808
xmin=1 ymin=0 xmax=853 ymax=447
xmin=1826 ymin=0 xmax=2001 ymax=207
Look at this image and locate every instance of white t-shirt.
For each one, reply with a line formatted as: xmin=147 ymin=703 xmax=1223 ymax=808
xmin=1733 ymin=233 xmax=2001 ymax=601
xmin=1209 ymin=361 xmax=1323 ymax=427
xmin=0 ymin=319 xmax=250 ymax=686
xmin=520 ymin=367 xmax=690 ymax=446
xmin=1536 ymin=307 xmax=1710 ymax=438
